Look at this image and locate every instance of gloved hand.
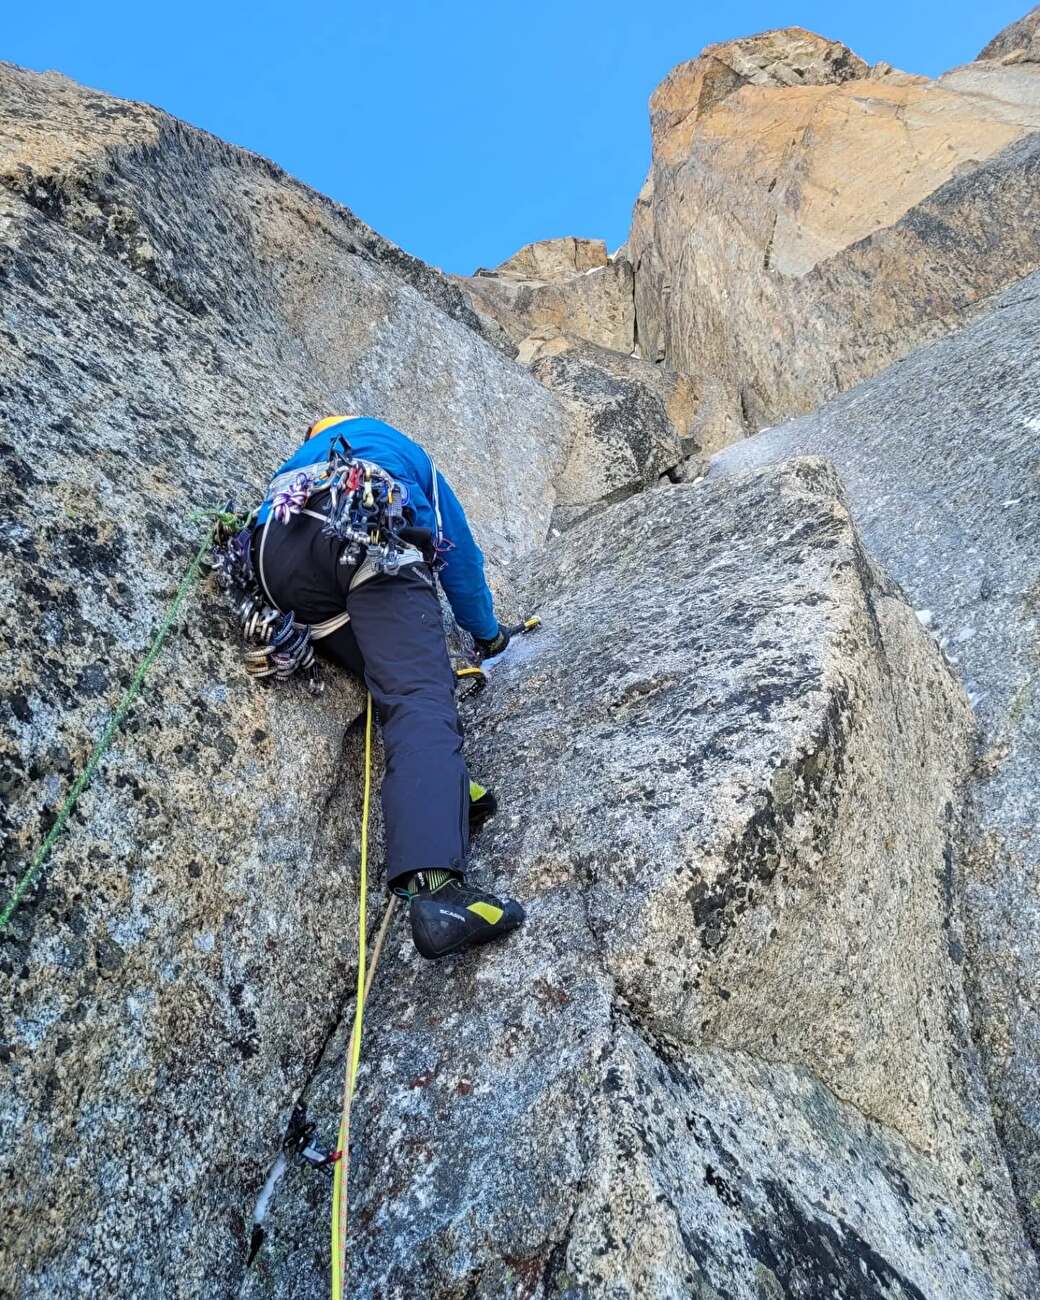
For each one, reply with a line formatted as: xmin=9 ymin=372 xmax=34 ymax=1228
xmin=474 ymin=623 xmax=511 ymax=660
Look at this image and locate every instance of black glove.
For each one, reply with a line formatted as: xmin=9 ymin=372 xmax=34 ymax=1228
xmin=474 ymin=624 xmax=511 ymax=660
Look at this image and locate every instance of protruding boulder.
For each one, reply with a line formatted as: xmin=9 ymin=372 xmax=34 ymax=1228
xmin=481 ymin=235 xmax=609 ymax=280
xmin=519 ymin=329 xmax=700 ymax=439
xmin=513 ymin=333 xmax=728 ymax=526
xmin=527 ymin=343 xmax=684 ymax=529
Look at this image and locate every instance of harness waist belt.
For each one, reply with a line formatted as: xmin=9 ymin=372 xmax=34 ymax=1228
xmin=254 ymin=517 xmax=424 ymax=637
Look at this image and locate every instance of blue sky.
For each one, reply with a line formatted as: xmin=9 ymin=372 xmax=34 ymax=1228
xmin=5 ymin=2 xmax=1026 ymax=274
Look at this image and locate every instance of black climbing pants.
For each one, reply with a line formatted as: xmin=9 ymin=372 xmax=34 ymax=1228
xmin=255 ymin=515 xmax=468 ymax=884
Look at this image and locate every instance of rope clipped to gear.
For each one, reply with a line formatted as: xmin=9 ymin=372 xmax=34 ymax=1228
xmin=0 ymin=508 xmax=242 ymax=935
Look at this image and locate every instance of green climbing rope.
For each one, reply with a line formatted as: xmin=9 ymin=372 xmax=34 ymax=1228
xmin=0 ymin=509 xmax=241 ymax=934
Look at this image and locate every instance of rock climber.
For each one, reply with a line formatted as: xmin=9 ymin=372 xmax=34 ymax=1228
xmin=245 ymin=414 xmax=526 ymax=959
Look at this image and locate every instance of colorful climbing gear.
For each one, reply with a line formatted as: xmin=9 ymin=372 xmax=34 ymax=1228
xmin=207 ymin=511 xmax=326 ymax=693
xmin=260 ymin=433 xmax=415 ymax=578
xmin=271 ymin=472 xmax=313 ymax=525
xmin=321 ymin=437 xmax=411 ymax=575
xmin=210 ymin=431 xmax=435 ymax=692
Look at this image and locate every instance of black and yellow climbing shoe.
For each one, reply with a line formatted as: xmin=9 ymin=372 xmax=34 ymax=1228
xmin=468 ymin=782 xmax=498 ymax=834
xmin=406 ymin=875 xmax=525 ymax=960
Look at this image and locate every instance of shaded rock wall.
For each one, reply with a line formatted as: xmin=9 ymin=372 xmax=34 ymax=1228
xmin=527 ymin=345 xmax=682 ymax=530
xmin=712 ymin=270 xmax=1040 ymax=1252
xmin=517 ymin=332 xmax=699 ymax=447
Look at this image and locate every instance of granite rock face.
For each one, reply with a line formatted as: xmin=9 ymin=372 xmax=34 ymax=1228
xmin=980 ymin=6 xmax=1040 ymax=62
xmin=712 ymin=270 xmax=1040 ymax=1253
xmin=3 ymin=37 xmax=1039 ymax=1300
xmin=0 ymin=60 xmax=570 ymax=1299
xmin=482 ymin=235 xmax=609 ymax=280
xmin=457 ymin=244 xmax=635 ymax=354
xmin=628 ymin=25 xmax=1040 ymax=428
xmin=243 ymin=462 xmax=1035 ymax=1300
xmin=646 ymin=28 xmax=868 ymax=171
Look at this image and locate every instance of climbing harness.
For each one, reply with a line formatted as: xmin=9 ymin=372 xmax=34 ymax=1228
xmin=0 ymin=509 xmax=238 ymax=934
xmin=209 ymin=433 xmax=433 ymax=693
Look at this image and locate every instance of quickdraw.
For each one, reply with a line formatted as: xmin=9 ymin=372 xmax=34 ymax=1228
xmin=207 ymin=505 xmax=323 ymax=693
xmin=283 ymin=1103 xmax=340 ymax=1175
xmin=321 ymin=436 xmax=411 ymax=576
xmin=238 ymin=594 xmax=317 ymax=685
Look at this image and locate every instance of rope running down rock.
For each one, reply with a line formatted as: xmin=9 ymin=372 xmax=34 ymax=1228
xmin=0 ymin=510 xmax=240 ymax=934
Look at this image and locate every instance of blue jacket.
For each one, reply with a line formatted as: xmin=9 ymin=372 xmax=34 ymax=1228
xmin=257 ymin=416 xmax=499 ymax=640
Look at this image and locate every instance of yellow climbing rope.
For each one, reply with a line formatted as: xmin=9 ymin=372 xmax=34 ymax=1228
xmin=331 ymin=692 xmax=398 ymax=1299
xmin=327 ymin=653 xmax=520 ymax=1293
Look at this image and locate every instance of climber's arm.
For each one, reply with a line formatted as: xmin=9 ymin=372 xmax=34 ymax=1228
xmin=430 ymin=471 xmax=499 ymax=642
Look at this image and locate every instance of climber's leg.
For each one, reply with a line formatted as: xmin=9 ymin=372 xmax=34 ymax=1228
xmin=311 ymin=621 xmax=365 ymax=677
xmin=346 ymin=565 xmax=524 ymax=959
xmin=346 ymin=564 xmax=469 ymax=884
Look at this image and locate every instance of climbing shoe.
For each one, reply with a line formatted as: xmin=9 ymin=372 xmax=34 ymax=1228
xmin=468 ymin=782 xmax=498 ymax=833
xmin=405 ymin=874 xmax=525 ymax=960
